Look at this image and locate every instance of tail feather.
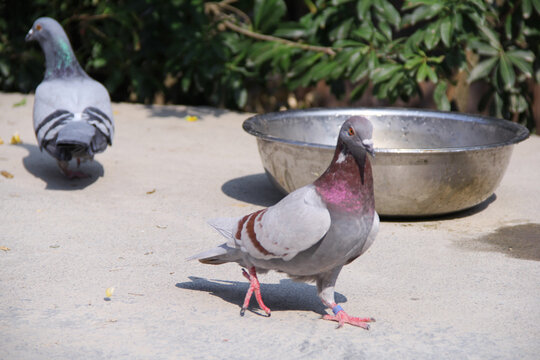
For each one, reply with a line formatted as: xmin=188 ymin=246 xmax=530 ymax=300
xmin=186 ymin=243 xmax=240 ymax=265
xmin=207 ymin=217 xmax=240 ymax=240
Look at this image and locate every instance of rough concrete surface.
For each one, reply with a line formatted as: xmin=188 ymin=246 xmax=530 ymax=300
xmin=1 ymin=92 xmax=539 ymax=359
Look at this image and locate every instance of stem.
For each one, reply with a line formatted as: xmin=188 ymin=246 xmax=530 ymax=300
xmin=221 ymin=19 xmax=336 ymax=56
xmin=205 ymin=1 xmax=336 ymax=56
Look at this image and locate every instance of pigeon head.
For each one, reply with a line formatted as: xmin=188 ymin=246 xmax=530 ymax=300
xmin=338 ymin=116 xmax=375 ymax=159
xmin=26 ymin=17 xmax=84 ymax=79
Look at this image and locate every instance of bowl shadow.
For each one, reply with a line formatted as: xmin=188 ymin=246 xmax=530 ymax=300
xmin=381 ymin=193 xmax=497 ymax=222
xmin=176 ymin=276 xmax=347 ymax=316
xmin=19 ymin=143 xmax=104 ymax=190
xmin=221 ymin=173 xmax=285 ymax=207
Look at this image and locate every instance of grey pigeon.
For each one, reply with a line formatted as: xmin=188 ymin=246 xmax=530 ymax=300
xmin=26 ymin=17 xmax=114 ymax=178
xmin=188 ymin=116 xmax=379 ymax=329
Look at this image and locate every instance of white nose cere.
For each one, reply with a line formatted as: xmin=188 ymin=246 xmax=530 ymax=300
xmin=362 ymin=139 xmax=373 ymax=147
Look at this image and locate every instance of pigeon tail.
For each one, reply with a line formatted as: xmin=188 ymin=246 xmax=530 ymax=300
xmin=53 ymin=121 xmax=96 ymax=161
xmin=186 ymin=243 xmax=240 ymax=265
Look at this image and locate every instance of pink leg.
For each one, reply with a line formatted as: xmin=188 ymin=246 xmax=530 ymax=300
xmin=240 ymin=267 xmax=271 ymax=317
xmin=322 ymin=303 xmax=375 ymax=329
xmin=58 ymin=161 xmax=90 ymax=179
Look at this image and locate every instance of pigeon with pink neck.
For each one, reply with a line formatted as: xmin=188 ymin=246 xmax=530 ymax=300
xmin=188 ymin=116 xmax=379 ymax=329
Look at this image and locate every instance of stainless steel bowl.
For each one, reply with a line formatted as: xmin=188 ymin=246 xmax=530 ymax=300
xmin=243 ymin=108 xmax=529 ymax=217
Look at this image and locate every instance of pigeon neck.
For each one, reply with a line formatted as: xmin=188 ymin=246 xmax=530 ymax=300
xmin=41 ymin=35 xmax=86 ymax=80
xmin=314 ymin=140 xmax=374 ymax=214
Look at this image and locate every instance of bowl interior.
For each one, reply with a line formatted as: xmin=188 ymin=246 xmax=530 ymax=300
xmin=245 ymin=109 xmax=529 ymax=151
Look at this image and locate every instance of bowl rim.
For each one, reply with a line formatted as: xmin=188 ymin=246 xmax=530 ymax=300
xmin=242 ymin=107 xmax=530 ymax=154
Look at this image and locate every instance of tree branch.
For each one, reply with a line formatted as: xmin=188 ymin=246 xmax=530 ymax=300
xmin=205 ymin=1 xmax=336 ymax=56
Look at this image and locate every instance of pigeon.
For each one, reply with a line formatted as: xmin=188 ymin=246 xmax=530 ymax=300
xmin=188 ymin=116 xmax=379 ymax=329
xmin=26 ymin=17 xmax=114 ymax=178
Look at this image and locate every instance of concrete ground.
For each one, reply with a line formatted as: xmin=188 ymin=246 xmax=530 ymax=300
xmin=1 ymin=92 xmax=539 ymax=359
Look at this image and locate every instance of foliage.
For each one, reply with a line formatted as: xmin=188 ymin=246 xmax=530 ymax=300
xmin=0 ymin=0 xmax=538 ymax=130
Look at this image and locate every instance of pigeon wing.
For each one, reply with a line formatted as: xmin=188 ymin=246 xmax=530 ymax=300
xmin=33 ymin=78 xmax=114 ymax=148
xmin=235 ymin=185 xmax=331 ymax=261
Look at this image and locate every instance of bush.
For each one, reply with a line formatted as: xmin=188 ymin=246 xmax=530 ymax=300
xmin=0 ymin=0 xmax=538 ymax=131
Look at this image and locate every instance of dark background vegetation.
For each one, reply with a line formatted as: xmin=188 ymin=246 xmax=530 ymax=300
xmin=1 ymin=0 xmax=539 ymax=132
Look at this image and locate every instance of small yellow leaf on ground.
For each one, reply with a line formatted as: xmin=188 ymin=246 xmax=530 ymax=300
xmin=0 ymin=137 xmax=4 ymax=145
xmin=185 ymin=115 xmax=198 ymax=122
xmin=146 ymin=188 xmax=156 ymax=194
xmin=0 ymin=246 xmax=10 ymax=252
xmin=105 ymin=287 xmax=115 ymax=297
xmin=10 ymin=132 xmax=22 ymax=144
xmin=12 ymin=98 xmax=27 ymax=107
xmin=1 ymin=170 xmax=14 ymax=179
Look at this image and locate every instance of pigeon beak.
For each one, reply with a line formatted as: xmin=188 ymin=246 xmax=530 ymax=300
xmin=25 ymin=29 xmax=33 ymax=42
xmin=362 ymin=139 xmax=375 ymax=158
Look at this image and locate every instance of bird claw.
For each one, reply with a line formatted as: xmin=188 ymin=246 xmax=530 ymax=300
xmin=323 ymin=312 xmax=375 ymax=329
xmin=240 ymin=267 xmax=271 ymax=317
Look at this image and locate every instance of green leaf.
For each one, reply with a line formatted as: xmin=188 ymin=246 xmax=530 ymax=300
xmin=234 ymin=87 xmax=247 ymax=108
xmin=368 ymin=49 xmax=379 ymax=70
xmin=351 ymin=58 xmax=369 ymax=82
xmin=353 ymin=24 xmax=374 ymax=41
xmin=310 ymin=61 xmax=340 ymax=81
xmin=287 ymin=52 xmax=323 ymax=78
xmin=468 ymin=40 xmax=498 ymax=56
xmin=434 ymin=81 xmax=450 ymax=111
xmin=507 ymin=52 xmax=533 ymax=77
xmin=424 ymin=21 xmax=440 ymax=50
xmin=385 ymin=71 xmax=405 ymax=93
xmin=506 ymin=50 xmax=535 ymax=62
xmin=425 ymin=65 xmax=438 ymax=82
xmin=416 ymin=62 xmax=429 ymax=82
xmin=499 ymin=53 xmax=516 ymax=89
xmin=254 ymin=0 xmax=286 ymax=33
xmin=532 ymin=0 xmax=540 ymax=14
xmin=510 ymin=94 xmax=528 ymax=113
xmin=523 ymin=0 xmax=532 ymax=18
xmin=477 ymin=23 xmax=501 ymax=49
xmin=274 ymin=23 xmax=307 ymax=38
xmin=377 ymin=0 xmax=401 ymax=27
xmin=371 ymin=64 xmax=402 ymax=84
xmin=350 ymin=80 xmax=369 ymax=101
xmin=334 ymin=40 xmax=367 ymax=48
xmin=492 ymin=93 xmax=503 ymax=118
xmin=468 ymin=57 xmax=498 ymax=83
xmin=329 ymin=18 xmax=354 ymax=41
xmin=357 ymin=1 xmax=372 ymax=20
xmin=378 ymin=21 xmax=392 ymax=41
xmin=440 ymin=17 xmax=453 ymax=47
xmin=504 ymin=13 xmax=513 ymax=40
xmin=404 ymin=56 xmax=424 ymax=70
xmin=408 ymin=4 xmax=443 ymax=25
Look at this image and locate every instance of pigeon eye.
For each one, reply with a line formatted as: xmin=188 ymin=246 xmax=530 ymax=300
xmin=347 ymin=127 xmax=355 ymax=136
xmin=36 ymin=24 xmax=42 ymax=31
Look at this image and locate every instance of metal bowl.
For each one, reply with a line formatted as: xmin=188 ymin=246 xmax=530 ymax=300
xmin=243 ymin=108 xmax=529 ymax=217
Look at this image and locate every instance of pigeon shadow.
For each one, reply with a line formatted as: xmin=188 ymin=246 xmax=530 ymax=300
xmin=176 ymin=276 xmax=347 ymax=316
xmin=19 ymin=143 xmax=104 ymax=190
xmin=221 ymin=173 xmax=285 ymax=207
xmin=145 ymin=105 xmax=230 ymax=120
xmin=380 ymin=193 xmax=497 ymax=222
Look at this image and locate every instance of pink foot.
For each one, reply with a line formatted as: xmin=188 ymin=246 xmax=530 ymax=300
xmin=64 ymin=170 xmax=91 ymax=179
xmin=240 ymin=267 xmax=271 ymax=317
xmin=58 ymin=161 xmax=90 ymax=179
xmin=323 ymin=304 xmax=375 ymax=329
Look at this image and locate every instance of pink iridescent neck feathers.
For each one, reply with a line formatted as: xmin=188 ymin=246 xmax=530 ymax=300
xmin=314 ymin=118 xmax=375 ymax=214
